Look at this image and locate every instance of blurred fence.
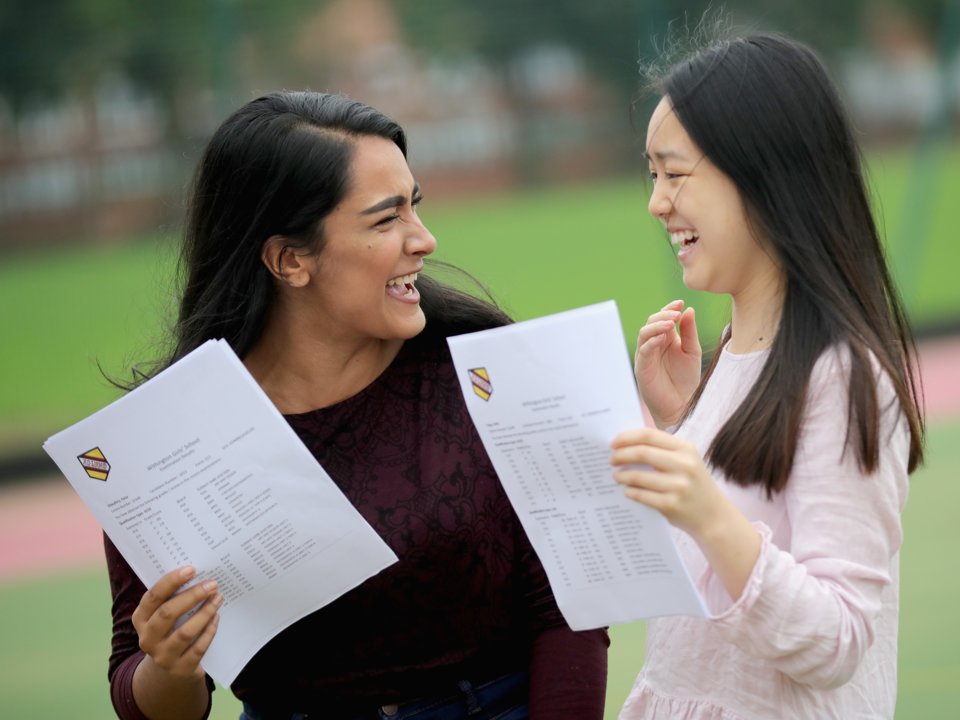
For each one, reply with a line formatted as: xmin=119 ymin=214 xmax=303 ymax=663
xmin=1 ymin=0 xmax=957 ymax=250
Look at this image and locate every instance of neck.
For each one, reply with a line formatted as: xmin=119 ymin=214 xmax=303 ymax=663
xmin=727 ymin=278 xmax=784 ymax=355
xmin=243 ymin=316 xmax=404 ymax=414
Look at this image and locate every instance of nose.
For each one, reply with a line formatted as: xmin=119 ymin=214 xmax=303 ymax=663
xmin=647 ymin=181 xmax=672 ymax=220
xmin=404 ymin=215 xmax=437 ymax=257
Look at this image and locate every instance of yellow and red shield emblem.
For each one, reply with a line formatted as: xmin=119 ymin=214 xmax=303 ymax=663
xmin=77 ymin=447 xmax=111 ymax=481
xmin=468 ymin=367 xmax=492 ymax=401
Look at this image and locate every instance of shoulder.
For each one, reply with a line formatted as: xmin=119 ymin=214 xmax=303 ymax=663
xmin=807 ymin=343 xmax=850 ymax=391
xmin=396 ymin=335 xmax=466 ymax=408
xmin=808 ymin=343 xmax=895 ymax=401
xmin=804 ymin=342 xmax=905 ymax=437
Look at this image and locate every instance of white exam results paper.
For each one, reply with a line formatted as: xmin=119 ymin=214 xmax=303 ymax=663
xmin=447 ymin=301 xmax=706 ymax=630
xmin=42 ymin=340 xmax=397 ymax=687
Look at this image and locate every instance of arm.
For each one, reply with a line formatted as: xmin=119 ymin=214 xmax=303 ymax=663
xmin=104 ymin=536 xmax=218 ymax=720
xmin=614 ymin=351 xmax=909 ymax=688
xmin=528 ymin=625 xmax=609 ymax=718
xmin=705 ymin=355 xmax=909 ymax=688
xmin=633 ymin=300 xmax=701 ymax=429
xmin=516 ymin=544 xmax=609 ymax=719
xmin=610 ymin=428 xmax=761 ymax=599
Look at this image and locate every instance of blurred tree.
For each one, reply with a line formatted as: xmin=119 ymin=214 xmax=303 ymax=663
xmin=0 ymin=0 xmax=328 ymax=119
xmin=1 ymin=0 xmax=947 ymax=116
xmin=0 ymin=0 xmax=99 ymax=107
xmin=389 ymin=0 xmax=950 ymax=186
xmin=394 ymin=0 xmax=652 ymax=181
xmin=394 ymin=0 xmax=948 ymax=87
xmin=396 ymin=0 xmax=646 ymax=97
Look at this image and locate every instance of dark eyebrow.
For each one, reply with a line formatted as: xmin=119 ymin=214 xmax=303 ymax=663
xmin=643 ymin=149 xmax=690 ymax=163
xmin=359 ymin=182 xmax=421 ymax=216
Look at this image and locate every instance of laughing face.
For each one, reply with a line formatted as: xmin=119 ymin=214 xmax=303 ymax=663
xmin=645 ymin=97 xmax=781 ymax=299
xmin=301 ymin=134 xmax=437 ymax=343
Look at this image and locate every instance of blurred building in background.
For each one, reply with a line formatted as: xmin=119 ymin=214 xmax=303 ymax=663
xmin=0 ymin=0 xmax=956 ymax=249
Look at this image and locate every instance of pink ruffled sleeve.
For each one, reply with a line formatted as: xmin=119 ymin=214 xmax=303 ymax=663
xmin=697 ymin=350 xmax=909 ymax=689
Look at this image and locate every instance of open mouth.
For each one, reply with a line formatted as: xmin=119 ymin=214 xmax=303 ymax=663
xmin=386 ymin=272 xmax=418 ymax=298
xmin=670 ymin=230 xmax=699 ymax=249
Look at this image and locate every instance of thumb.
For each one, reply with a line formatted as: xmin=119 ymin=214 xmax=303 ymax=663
xmin=678 ymin=307 xmax=701 ymax=356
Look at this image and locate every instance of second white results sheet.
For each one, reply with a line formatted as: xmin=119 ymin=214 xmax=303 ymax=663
xmin=447 ymin=301 xmax=706 ymax=630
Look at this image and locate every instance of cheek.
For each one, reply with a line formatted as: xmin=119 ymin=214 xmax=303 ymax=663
xmin=709 ymin=203 xmax=747 ymax=242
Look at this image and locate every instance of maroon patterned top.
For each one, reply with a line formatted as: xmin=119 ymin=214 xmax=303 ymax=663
xmin=105 ymin=336 xmax=608 ymax=719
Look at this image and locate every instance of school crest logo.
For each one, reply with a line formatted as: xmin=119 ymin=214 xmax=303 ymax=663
xmin=77 ymin=447 xmax=111 ymax=481
xmin=468 ymin=367 xmax=492 ymax=401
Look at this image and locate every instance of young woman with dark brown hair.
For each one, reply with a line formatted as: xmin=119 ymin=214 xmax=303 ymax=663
xmin=612 ymin=33 xmax=924 ymax=719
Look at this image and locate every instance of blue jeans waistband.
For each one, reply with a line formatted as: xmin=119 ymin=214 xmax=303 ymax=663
xmin=240 ymin=670 xmax=529 ymax=720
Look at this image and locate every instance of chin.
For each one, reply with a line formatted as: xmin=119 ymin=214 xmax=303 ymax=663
xmin=395 ymin=310 xmax=427 ymax=339
xmin=681 ymin=275 xmax=702 ymax=292
xmin=681 ymin=269 xmax=713 ymax=293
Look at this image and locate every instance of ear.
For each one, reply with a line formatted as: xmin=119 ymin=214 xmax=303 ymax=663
xmin=261 ymin=235 xmax=311 ymax=288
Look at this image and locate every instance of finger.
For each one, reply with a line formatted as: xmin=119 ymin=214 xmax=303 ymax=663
xmin=612 ymin=440 xmax=700 ymax=476
xmin=138 ymin=579 xmax=219 ymax=641
xmin=610 ymin=445 xmax=675 ymax=471
xmin=638 ymin=300 xmax=683 ymax=340
xmin=637 ymin=317 xmax=677 ymax=340
xmin=644 ymin=309 xmax=683 ymax=326
xmin=610 ymin=426 xmax=670 ymax=449
xmin=677 ymin=307 xmax=701 ymax=356
xmin=168 ymin=592 xmax=223 ymax=648
xmin=613 ymin=468 xmax=676 ymax=492
xmin=180 ymin=611 xmax=221 ymax=671
xmin=150 ymin=592 xmax=223 ymax=667
xmin=133 ymin=566 xmax=196 ymax=627
xmin=636 ymin=321 xmax=678 ymax=355
xmin=622 ymin=485 xmax=678 ymax=516
xmin=161 ymin=580 xmax=220 ymax=626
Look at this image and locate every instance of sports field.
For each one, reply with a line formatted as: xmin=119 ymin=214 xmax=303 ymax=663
xmin=1 ymin=151 xmax=959 ymax=718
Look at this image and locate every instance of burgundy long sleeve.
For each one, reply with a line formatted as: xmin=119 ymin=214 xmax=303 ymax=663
xmin=104 ymin=337 xmax=608 ymax=717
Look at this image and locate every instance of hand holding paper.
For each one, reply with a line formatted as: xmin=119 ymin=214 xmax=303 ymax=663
xmin=131 ymin=565 xmax=222 ymax=684
xmin=43 ymin=340 xmax=397 ymax=687
xmin=447 ymin=301 xmax=706 ymax=630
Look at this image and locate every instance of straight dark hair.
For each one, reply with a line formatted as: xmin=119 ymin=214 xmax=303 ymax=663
xmin=120 ymin=91 xmax=508 ymax=388
xmin=647 ymin=33 xmax=924 ymax=494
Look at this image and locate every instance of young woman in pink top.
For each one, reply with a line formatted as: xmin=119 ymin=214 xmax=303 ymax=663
xmin=610 ymin=33 xmax=925 ymax=719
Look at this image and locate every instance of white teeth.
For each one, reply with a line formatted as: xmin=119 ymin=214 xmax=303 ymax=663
xmin=669 ymin=230 xmax=699 ymax=246
xmin=386 ymin=272 xmax=418 ymax=287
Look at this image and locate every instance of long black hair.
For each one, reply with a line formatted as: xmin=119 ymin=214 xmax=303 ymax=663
xmin=123 ymin=91 xmax=508 ymax=386
xmin=647 ymin=33 xmax=924 ymax=493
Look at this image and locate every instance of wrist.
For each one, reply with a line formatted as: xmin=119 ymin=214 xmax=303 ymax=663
xmin=688 ymin=500 xmax=762 ymax=600
xmin=133 ymin=656 xmax=209 ymax=720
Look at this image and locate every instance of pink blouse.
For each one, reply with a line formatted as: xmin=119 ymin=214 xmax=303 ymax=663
xmin=620 ymin=345 xmax=910 ymax=720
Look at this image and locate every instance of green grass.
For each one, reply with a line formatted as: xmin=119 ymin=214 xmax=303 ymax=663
xmin=3 ymin=420 xmax=956 ymax=719
xmin=0 ymin=566 xmax=241 ymax=720
xmin=0 ymin=238 xmax=176 ymax=450
xmin=3 ymin=144 xmax=960 ymax=449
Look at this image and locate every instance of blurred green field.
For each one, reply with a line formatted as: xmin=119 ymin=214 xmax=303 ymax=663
xmin=2 ymin=144 xmax=960 ymax=450
xmin=2 ymin=419 xmax=956 ymax=719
